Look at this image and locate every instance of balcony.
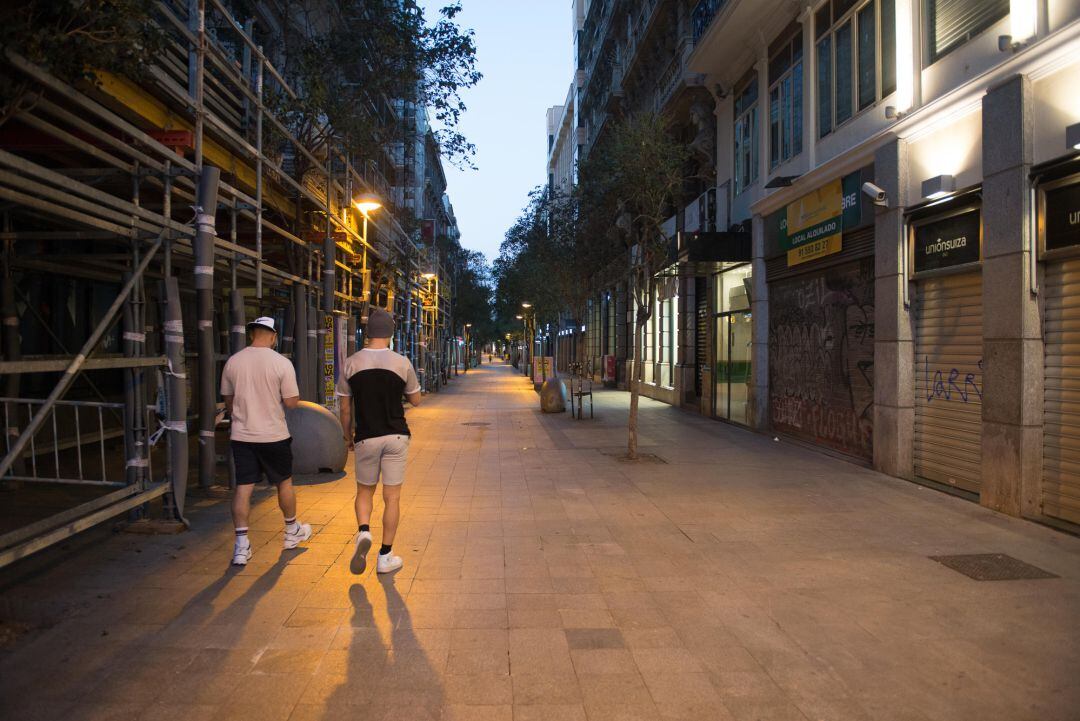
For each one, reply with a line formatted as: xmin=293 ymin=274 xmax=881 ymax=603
xmin=692 ymin=0 xmax=728 ymax=43
xmin=653 ymin=36 xmax=702 ymax=112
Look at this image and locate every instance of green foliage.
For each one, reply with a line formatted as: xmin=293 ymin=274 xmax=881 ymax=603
xmin=0 ymin=0 xmax=166 ymax=127
xmin=494 ymin=112 xmax=690 ymax=334
xmin=260 ymin=0 xmax=480 ymax=171
xmin=578 ymin=111 xmax=689 ymax=284
xmin=447 ymin=244 xmax=495 ymax=343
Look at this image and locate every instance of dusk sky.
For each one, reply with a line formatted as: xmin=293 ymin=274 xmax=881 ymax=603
xmin=420 ymin=0 xmax=574 ymax=262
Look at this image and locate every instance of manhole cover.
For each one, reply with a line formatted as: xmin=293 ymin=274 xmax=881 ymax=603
xmin=462 ymin=422 xmax=490 ymax=427
xmin=929 ymin=553 xmax=1058 ymax=581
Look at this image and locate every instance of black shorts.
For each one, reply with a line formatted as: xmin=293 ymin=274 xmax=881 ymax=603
xmin=231 ymin=438 xmax=293 ymax=485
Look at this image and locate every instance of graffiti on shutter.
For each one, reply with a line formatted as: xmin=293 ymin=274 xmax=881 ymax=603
xmin=768 ymin=257 xmax=875 ymax=459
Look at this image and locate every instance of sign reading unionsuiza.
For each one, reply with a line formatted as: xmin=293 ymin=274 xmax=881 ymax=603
xmin=914 ymin=208 xmax=981 ymax=273
xmin=1045 ymin=182 xmax=1080 ymax=251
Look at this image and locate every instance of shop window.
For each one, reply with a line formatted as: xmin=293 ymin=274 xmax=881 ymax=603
xmin=769 ymin=27 xmax=804 ymax=168
xmin=816 ymin=0 xmax=897 ymax=137
xmin=733 ymin=74 xmax=759 ymax=195
xmin=927 ymin=0 xmax=1009 ymax=63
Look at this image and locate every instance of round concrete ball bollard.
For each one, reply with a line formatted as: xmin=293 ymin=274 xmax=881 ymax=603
xmin=539 ymin=377 xmax=567 ymax=413
xmin=285 ymin=401 xmax=348 ymax=474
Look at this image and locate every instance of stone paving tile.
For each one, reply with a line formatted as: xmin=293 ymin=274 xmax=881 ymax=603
xmin=2 ymin=360 xmax=1079 ymax=721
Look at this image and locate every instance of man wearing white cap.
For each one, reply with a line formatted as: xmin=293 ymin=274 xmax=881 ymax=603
xmin=220 ymin=316 xmax=311 ymax=565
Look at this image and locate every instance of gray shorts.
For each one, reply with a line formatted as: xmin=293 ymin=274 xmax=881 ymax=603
xmin=354 ymin=434 xmax=410 ymax=487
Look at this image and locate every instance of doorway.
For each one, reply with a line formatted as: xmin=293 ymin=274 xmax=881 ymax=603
xmin=714 ymin=264 xmax=752 ymax=424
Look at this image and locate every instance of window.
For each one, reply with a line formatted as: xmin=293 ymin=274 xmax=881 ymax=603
xmin=769 ymin=28 xmax=804 ymax=168
xmin=733 ymin=75 xmax=759 ymax=194
xmin=816 ymin=0 xmax=897 ymax=137
xmin=927 ymin=0 xmax=1009 ymax=62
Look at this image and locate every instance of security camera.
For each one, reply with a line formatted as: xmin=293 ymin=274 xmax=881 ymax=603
xmin=862 ymin=182 xmax=888 ymax=206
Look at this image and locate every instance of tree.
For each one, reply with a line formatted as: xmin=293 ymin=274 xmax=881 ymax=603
xmin=258 ymin=0 xmax=481 ymax=173
xmin=0 ymin=0 xmax=166 ymax=129
xmin=577 ymin=112 xmax=689 ymax=460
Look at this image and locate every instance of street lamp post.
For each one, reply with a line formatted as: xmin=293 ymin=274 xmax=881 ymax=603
xmin=353 ymin=193 xmax=382 ymax=304
xmin=464 ymin=322 xmax=472 ymax=372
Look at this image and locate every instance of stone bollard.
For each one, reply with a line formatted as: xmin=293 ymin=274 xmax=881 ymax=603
xmin=539 ymin=376 xmax=568 ymax=413
xmin=285 ymin=401 xmax=348 ymax=474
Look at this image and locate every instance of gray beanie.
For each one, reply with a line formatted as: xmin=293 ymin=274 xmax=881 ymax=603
xmin=366 ymin=308 xmax=395 ymax=339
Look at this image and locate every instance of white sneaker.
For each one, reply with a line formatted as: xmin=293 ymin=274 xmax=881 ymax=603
xmin=232 ymin=542 xmax=252 ymax=566
xmin=376 ymin=552 xmax=403 ymax=574
xmin=350 ymin=530 xmax=372 ymax=575
xmin=283 ymin=522 xmax=312 ymax=549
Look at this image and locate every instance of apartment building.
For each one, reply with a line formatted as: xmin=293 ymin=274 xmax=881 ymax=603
xmin=685 ymin=0 xmax=1080 ymax=528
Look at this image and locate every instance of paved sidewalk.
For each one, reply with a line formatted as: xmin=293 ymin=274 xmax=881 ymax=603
xmin=1 ymin=359 xmax=1079 ymax=721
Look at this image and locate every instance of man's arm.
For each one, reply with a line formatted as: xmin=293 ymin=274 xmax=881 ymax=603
xmin=339 ymin=401 xmax=352 ymax=443
xmin=404 ymin=362 xmax=421 ymax=406
xmin=280 ymin=362 xmax=300 ymax=410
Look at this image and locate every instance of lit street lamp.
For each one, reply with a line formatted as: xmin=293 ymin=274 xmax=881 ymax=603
xmin=353 ymin=192 xmax=382 ymax=301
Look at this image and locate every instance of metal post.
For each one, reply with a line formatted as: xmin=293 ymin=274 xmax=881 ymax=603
xmin=255 ymin=50 xmax=264 ymax=299
xmin=282 ymin=301 xmax=295 ymax=358
xmin=122 ymin=272 xmax=139 ymax=486
xmin=2 ymin=237 xmax=24 ymax=476
xmin=323 ymin=162 xmax=335 ymax=315
xmin=230 ymin=290 xmax=245 ymax=355
xmin=194 ymin=165 xmax=220 ymax=488
xmin=307 ymin=303 xmax=317 ymax=402
xmin=193 ymin=0 xmax=206 ymax=173
xmin=293 ymin=284 xmax=309 ymax=400
xmin=163 ymin=275 xmax=189 ymax=519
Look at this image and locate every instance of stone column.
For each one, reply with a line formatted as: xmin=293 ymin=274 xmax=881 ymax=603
xmin=748 ymin=214 xmax=769 ymax=430
xmin=873 ymin=139 xmax=915 ymax=479
xmin=980 ymin=74 xmax=1042 ymax=517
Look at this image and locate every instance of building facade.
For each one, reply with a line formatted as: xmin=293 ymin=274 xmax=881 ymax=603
xmin=568 ymin=0 xmax=1080 ymax=531
xmin=686 ymin=0 xmax=1080 ymax=528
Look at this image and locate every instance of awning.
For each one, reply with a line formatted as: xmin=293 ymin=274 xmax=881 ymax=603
xmin=657 ymin=230 xmax=752 ymax=276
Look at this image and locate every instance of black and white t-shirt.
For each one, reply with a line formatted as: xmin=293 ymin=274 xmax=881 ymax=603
xmin=335 ymin=348 xmax=421 ymax=442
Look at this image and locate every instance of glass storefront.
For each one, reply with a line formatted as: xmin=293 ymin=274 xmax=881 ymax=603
xmin=715 ymin=264 xmax=752 ymax=424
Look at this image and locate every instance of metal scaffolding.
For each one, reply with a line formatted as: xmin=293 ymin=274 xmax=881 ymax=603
xmin=0 ymin=0 xmax=452 ymax=569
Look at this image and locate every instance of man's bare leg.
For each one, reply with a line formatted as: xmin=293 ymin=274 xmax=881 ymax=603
xmin=231 ymin=484 xmax=255 ymax=565
xmin=381 ymin=484 xmax=401 ymax=546
xmin=350 ymin=484 xmax=377 ymax=574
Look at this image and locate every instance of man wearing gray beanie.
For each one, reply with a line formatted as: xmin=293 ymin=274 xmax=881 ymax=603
xmin=335 ymin=308 xmax=421 ymax=575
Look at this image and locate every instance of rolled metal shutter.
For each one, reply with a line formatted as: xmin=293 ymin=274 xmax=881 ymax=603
xmin=1043 ymin=259 xmax=1080 ymax=524
xmin=914 ymin=272 xmax=983 ymax=493
xmin=695 ymin=276 xmax=708 ymax=399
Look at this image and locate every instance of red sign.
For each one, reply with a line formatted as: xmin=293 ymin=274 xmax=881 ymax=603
xmin=603 ymin=354 xmax=616 ymax=381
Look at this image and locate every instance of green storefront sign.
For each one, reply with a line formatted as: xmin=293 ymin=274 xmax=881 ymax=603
xmin=765 ymin=169 xmax=870 ymax=258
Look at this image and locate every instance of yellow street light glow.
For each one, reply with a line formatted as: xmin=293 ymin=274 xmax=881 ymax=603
xmin=521 ymin=302 xmax=532 ymax=308
xmin=465 ymin=323 xmax=472 ymax=327
xmin=354 ymin=193 xmax=382 ymax=215
xmin=515 ymin=315 xmax=523 ymax=320
xmin=421 ymin=272 xmax=437 ymax=280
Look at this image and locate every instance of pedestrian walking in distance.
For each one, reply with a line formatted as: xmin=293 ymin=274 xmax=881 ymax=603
xmin=220 ymin=316 xmax=312 ymax=565
xmin=337 ymin=308 xmax=421 ymax=574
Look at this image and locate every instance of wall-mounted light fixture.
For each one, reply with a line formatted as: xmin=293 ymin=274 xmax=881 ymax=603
xmin=921 ymin=174 xmax=956 ymax=200
xmin=1067 ymin=122 xmax=1080 ymax=151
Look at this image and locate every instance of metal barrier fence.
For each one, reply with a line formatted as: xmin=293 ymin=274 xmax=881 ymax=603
xmin=1 ymin=397 xmax=163 ymax=487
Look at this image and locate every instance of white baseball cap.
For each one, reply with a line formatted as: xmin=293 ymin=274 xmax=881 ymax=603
xmin=247 ymin=316 xmax=276 ymax=333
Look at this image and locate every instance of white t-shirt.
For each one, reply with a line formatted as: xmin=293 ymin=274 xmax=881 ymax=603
xmin=220 ymin=346 xmax=299 ymax=442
